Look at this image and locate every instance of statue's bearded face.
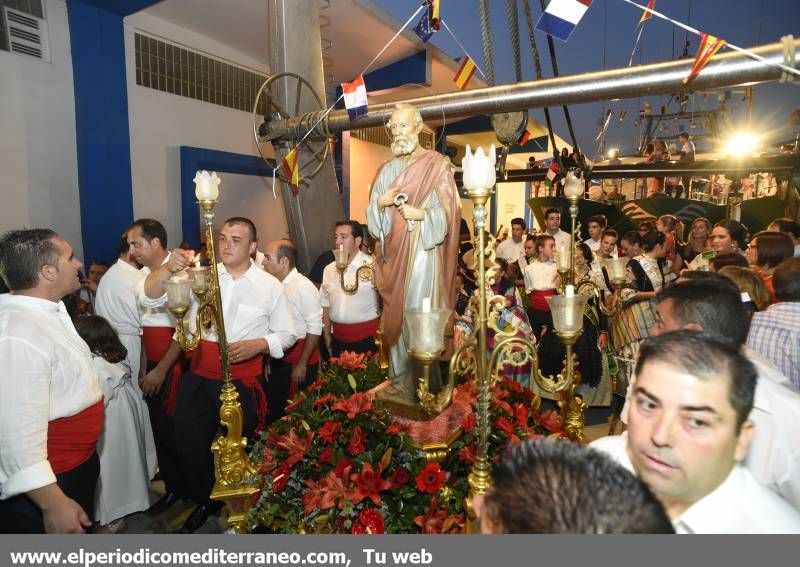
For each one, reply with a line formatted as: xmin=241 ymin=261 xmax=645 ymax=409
xmin=388 ymin=108 xmax=421 ymax=157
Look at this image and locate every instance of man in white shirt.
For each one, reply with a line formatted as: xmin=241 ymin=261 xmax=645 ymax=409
xmin=143 ymin=217 xmax=296 ymax=532
xmin=94 ymin=233 xmax=157 ymax=481
xmin=543 ymin=207 xmax=571 ymax=252
xmin=320 ymin=221 xmax=380 ymax=357
xmin=128 ymin=218 xmax=188 ymax=516
xmin=617 ymin=276 xmax=800 ymax=510
xmin=262 ymin=239 xmax=323 ymax=420
xmin=592 ymin=331 xmax=800 ymax=533
xmin=496 ymin=218 xmax=527 ymax=263
xmin=584 ymin=215 xmax=606 ymax=253
xmin=0 ymin=229 xmax=104 ymax=533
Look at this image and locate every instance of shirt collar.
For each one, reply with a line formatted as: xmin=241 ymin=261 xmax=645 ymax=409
xmin=672 ymin=466 xmax=743 ymax=534
xmin=0 ymin=293 xmax=61 ymax=313
xmin=218 ymin=259 xmax=259 ymax=282
xmin=283 ymin=267 xmax=300 ymax=286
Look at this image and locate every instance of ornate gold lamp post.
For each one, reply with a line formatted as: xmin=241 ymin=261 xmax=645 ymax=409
xmin=164 ymin=171 xmax=258 ymax=533
xmin=404 ymin=303 xmax=454 ymax=416
xmin=456 ymin=148 xmax=598 ymax=532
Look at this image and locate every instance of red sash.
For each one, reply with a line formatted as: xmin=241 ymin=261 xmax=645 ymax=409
xmin=283 ymin=337 xmax=320 ymax=366
xmin=143 ymin=326 xmax=184 ymax=416
xmin=529 ymin=289 xmax=557 ymax=311
xmin=47 ymin=401 xmax=104 ymax=474
xmin=190 ymin=340 xmax=268 ymax=427
xmin=332 ymin=318 xmax=380 ymax=343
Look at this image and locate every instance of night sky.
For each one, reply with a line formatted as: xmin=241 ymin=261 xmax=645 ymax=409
xmin=373 ymin=0 xmax=800 ymax=159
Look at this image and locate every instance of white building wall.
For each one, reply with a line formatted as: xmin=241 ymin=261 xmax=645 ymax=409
xmin=0 ymin=0 xmax=83 ymax=259
xmin=123 ymin=10 xmax=274 ymax=246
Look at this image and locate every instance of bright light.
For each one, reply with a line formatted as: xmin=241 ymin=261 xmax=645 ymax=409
xmin=725 ymin=132 xmax=759 ymax=156
xmin=607 ymin=148 xmax=620 ymax=159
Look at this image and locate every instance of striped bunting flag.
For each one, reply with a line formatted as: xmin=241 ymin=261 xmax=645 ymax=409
xmin=453 ymin=56 xmax=477 ymax=90
xmin=535 ymin=0 xmax=592 ymax=42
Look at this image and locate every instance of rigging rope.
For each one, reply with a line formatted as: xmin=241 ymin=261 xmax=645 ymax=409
xmin=505 ymin=0 xmax=523 ymax=82
xmin=477 ymin=0 xmax=496 ymax=86
xmin=522 ymin=0 xmax=559 ymax=167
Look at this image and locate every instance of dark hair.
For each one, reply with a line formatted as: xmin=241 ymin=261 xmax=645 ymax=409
xmin=335 ymin=220 xmax=363 ymax=240
xmin=640 ymin=230 xmax=666 ymax=252
xmin=620 ymin=230 xmax=642 ymax=247
xmin=656 ymin=275 xmax=749 ymax=346
xmin=769 ymin=218 xmax=800 ymax=240
xmin=644 ymin=142 xmax=654 ymax=155
xmin=116 ymin=233 xmax=131 ymax=257
xmin=0 ymin=228 xmax=60 ymax=291
xmin=274 ymin=239 xmax=297 ymax=269
xmin=679 ymin=131 xmax=690 ymax=139
xmin=577 ymin=242 xmax=593 ymax=264
xmin=601 ymin=229 xmax=618 ymax=241
xmin=544 ymin=207 xmax=561 ymax=220
xmin=713 ymin=219 xmax=749 ymax=251
xmin=483 ymin=440 xmax=673 ymax=534
xmin=535 ymin=234 xmax=554 ymax=252
xmin=710 ymin=251 xmax=748 ymax=271
xmin=510 ymin=217 xmax=526 ymax=229
xmin=636 ymin=330 xmax=756 ymax=431
xmin=74 ymin=315 xmax=128 ymax=364
xmin=751 ymin=230 xmax=794 ymax=270
xmin=638 ymin=220 xmax=655 ymax=233
xmin=130 ymin=218 xmax=168 ymax=249
xmin=223 ymin=217 xmax=258 ymax=243
xmin=774 ymin=257 xmax=800 ymax=302
xmin=587 ymin=214 xmax=607 ymax=228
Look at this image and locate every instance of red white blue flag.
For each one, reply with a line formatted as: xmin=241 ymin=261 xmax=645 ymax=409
xmin=535 ymin=0 xmax=592 ymax=42
xmin=341 ymin=75 xmax=368 ymax=121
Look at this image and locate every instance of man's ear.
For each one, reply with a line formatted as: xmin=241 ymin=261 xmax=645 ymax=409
xmin=249 ymin=242 xmax=258 ymax=256
xmin=40 ymin=263 xmax=58 ymax=283
xmin=684 ymin=322 xmax=704 ymax=332
xmin=734 ymin=419 xmax=754 ymax=462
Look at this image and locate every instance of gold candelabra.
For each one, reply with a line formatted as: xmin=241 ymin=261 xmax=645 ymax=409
xmin=333 ymin=247 xmax=375 ymax=294
xmin=164 ymin=172 xmax=258 ymax=533
xmin=456 ymin=150 xmax=591 ymax=534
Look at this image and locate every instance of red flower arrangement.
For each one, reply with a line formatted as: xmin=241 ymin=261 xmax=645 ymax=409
xmin=246 ymin=353 xmax=555 ymax=533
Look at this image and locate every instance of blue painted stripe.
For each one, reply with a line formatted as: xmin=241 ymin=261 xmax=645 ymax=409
xmin=179 ymin=147 xmax=276 ymax=248
xmin=363 ymin=51 xmax=429 ymax=91
xmin=535 ymin=12 xmax=576 ymax=42
xmin=67 ymin=0 xmax=134 ymax=264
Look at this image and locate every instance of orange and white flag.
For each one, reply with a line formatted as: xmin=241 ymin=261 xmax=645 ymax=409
xmin=453 ymin=56 xmax=477 ymax=90
xmin=683 ymin=33 xmax=726 ymax=85
xmin=281 ymin=147 xmax=299 ymax=193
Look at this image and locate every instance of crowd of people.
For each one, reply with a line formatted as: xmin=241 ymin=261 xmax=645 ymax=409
xmin=2 ymin=201 xmax=800 ymax=534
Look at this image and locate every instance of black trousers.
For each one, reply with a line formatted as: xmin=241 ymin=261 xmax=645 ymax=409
xmin=0 ymin=453 xmax=99 ymax=533
xmin=331 ymin=335 xmax=376 ymax=358
xmin=267 ymin=358 xmax=319 ymax=423
xmin=173 ymin=371 xmax=264 ymax=505
xmin=144 ymin=359 xmax=188 ymax=499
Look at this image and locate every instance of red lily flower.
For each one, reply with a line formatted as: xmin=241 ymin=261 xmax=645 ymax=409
xmin=332 ymin=392 xmax=373 ymax=420
xmin=347 ymin=425 xmax=366 ymax=456
xmin=460 ymin=412 xmax=477 ymax=434
xmin=351 ymin=462 xmax=391 ymax=506
xmin=274 ymin=429 xmax=314 ymax=466
xmin=493 ymin=416 xmax=516 ymax=437
xmin=329 ymin=350 xmax=369 ymax=370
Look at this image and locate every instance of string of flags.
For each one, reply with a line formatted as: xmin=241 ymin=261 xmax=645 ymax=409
xmin=628 ymin=0 xmax=656 ymax=66
xmin=276 ymin=1 xmax=427 ymax=193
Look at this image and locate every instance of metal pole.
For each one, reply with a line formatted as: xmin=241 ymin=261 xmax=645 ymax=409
xmin=261 ymin=39 xmax=799 ymax=143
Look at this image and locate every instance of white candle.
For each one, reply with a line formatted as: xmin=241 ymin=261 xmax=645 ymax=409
xmin=422 ymin=296 xmax=431 ymax=313
xmin=565 ymin=285 xmax=575 ymax=298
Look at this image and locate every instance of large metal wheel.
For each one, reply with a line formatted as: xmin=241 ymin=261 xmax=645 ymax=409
xmin=252 ymin=72 xmax=330 ymax=188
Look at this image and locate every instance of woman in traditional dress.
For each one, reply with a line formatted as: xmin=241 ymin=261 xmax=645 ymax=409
xmin=687 ymin=218 xmax=749 ymax=272
xmin=681 ymin=217 xmax=712 ymax=265
xmin=610 ymin=230 xmax=668 ymax=403
xmin=656 ymin=214 xmax=684 ymax=282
